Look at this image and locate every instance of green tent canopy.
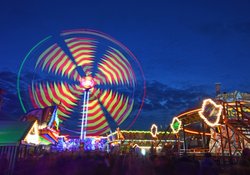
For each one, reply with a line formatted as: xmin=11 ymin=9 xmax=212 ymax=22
xmin=0 ymin=121 xmax=34 ymax=146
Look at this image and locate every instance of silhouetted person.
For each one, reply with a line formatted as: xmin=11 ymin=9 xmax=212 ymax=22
xmin=200 ymin=153 xmax=218 ymax=175
xmin=230 ymin=148 xmax=250 ymax=175
xmin=0 ymin=153 xmax=9 ymax=175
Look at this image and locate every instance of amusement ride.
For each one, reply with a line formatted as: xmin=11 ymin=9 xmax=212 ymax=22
xmin=17 ymin=29 xmax=146 ymax=142
xmin=169 ymin=90 xmax=250 ymax=163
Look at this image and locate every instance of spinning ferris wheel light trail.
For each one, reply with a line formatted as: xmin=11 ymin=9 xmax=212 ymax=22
xmin=17 ymin=29 xmax=146 ymax=138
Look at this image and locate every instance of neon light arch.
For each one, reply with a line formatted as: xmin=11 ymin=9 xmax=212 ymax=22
xmin=17 ymin=29 xmax=146 ymax=136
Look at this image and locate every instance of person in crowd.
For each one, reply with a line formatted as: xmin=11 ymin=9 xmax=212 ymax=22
xmin=200 ymin=152 xmax=219 ymax=175
xmin=230 ymin=148 xmax=250 ymax=175
xmin=0 ymin=153 xmax=9 ymax=175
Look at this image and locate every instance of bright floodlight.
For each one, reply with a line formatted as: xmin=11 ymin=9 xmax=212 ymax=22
xmin=141 ymin=148 xmax=146 ymax=156
xmin=81 ymin=76 xmax=95 ymax=89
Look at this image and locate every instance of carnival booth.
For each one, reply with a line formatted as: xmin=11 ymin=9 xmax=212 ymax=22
xmin=0 ymin=120 xmax=40 ymax=174
xmin=22 ymin=105 xmax=61 ymax=145
xmin=107 ymin=127 xmax=178 ymax=155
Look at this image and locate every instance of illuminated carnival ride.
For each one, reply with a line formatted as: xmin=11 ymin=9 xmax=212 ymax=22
xmin=169 ymin=91 xmax=250 ymax=159
xmin=21 ymin=105 xmax=60 ymax=145
xmin=17 ymin=29 xmax=146 ymax=147
xmin=107 ymin=91 xmax=250 ymax=157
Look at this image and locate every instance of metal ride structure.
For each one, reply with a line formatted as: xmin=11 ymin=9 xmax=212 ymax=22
xmin=215 ymin=92 xmax=250 ymax=158
xmin=17 ymin=29 xmax=146 ymax=140
xmin=170 ymin=92 xmax=250 ymax=162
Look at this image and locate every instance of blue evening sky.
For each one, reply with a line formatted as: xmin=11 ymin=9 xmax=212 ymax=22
xmin=1 ymin=0 xmax=250 ymax=92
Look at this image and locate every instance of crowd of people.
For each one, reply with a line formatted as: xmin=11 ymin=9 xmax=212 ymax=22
xmin=0 ymin=147 xmax=249 ymax=175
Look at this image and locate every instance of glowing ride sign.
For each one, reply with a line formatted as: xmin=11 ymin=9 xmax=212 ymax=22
xmin=198 ymin=99 xmax=223 ymax=127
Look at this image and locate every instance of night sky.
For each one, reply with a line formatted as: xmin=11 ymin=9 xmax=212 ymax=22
xmin=0 ymin=0 xmax=250 ymax=130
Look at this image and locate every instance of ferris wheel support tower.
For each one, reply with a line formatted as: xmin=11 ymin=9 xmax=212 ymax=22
xmin=80 ymin=76 xmax=95 ymax=141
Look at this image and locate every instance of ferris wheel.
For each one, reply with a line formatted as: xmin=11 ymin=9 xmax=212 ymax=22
xmin=17 ymin=29 xmax=146 ymax=138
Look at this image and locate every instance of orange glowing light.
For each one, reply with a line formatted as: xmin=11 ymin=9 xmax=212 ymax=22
xmin=184 ymin=129 xmax=211 ymax=136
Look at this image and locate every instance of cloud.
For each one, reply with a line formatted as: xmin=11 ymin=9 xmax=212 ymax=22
xmin=143 ymin=81 xmax=211 ymax=110
xmin=0 ymin=71 xmax=17 ymax=91
xmin=129 ymin=80 xmax=212 ymax=130
xmin=0 ymin=71 xmax=23 ymax=120
xmin=0 ymin=70 xmax=212 ymax=131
